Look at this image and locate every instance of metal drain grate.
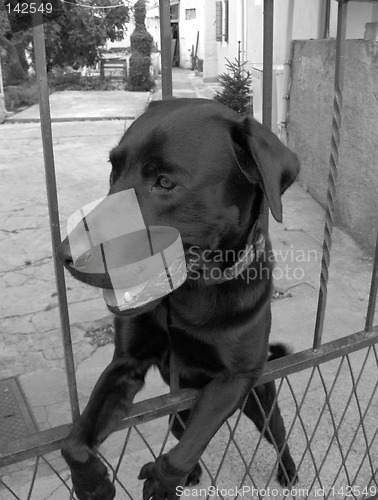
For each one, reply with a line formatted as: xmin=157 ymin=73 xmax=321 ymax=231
xmin=0 ymin=378 xmax=38 ymax=446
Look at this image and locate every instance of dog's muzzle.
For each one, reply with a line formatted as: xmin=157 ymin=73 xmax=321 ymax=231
xmin=65 ymin=189 xmax=187 ymax=311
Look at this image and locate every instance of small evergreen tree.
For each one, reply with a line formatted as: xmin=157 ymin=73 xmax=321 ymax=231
xmin=127 ymin=0 xmax=154 ymax=91
xmin=214 ymin=42 xmax=253 ymax=115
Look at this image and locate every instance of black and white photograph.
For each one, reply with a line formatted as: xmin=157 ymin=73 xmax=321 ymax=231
xmin=0 ymin=1 xmax=378 ymax=499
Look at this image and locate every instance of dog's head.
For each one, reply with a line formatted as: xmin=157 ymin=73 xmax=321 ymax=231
xmin=58 ymin=98 xmax=299 ymax=315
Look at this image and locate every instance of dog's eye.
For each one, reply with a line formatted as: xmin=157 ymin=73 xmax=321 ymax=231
xmin=155 ymin=175 xmax=177 ymax=191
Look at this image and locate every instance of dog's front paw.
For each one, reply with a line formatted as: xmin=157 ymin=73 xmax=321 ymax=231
xmin=69 ymin=454 xmax=115 ymax=500
xmin=139 ymin=456 xmax=187 ymax=500
xmin=73 ymin=477 xmax=115 ymax=500
xmin=185 ymin=462 xmax=202 ymax=486
xmin=277 ymin=464 xmax=298 ymax=487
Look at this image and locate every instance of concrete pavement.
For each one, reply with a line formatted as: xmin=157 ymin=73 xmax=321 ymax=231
xmin=6 ymin=90 xmax=149 ymax=123
xmin=0 ymin=69 xmax=377 ymax=498
xmin=151 ymin=68 xmax=221 ymax=100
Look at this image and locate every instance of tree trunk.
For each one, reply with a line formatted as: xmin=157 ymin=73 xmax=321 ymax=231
xmin=0 ymin=33 xmax=28 ymax=83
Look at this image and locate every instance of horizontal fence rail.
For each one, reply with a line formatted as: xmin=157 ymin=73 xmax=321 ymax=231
xmin=1 ymin=328 xmax=378 ymax=499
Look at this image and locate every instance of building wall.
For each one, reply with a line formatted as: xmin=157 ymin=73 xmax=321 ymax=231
xmin=329 ymin=2 xmax=378 ymax=39
xmin=216 ymin=0 xmax=244 ymax=76
xmin=288 ymin=39 xmax=378 ymax=252
xmin=145 ymin=6 xmax=161 ymax=50
xmin=206 ymin=0 xmax=378 ymax=80
xmin=146 ymin=1 xmax=206 ymax=70
xmin=209 ymin=0 xmax=324 ymax=79
xmin=203 ymin=0 xmax=218 ymax=81
xmin=176 ymin=0 xmax=206 ymax=69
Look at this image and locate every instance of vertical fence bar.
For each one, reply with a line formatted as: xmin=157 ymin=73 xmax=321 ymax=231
xmin=0 ymin=57 xmax=5 ymax=123
xmin=158 ymin=0 xmax=176 ymax=392
xmin=32 ymin=6 xmax=80 ymax=421
xmin=261 ymin=0 xmax=274 ymax=228
xmin=313 ymin=0 xmax=349 ymax=349
xmin=159 ymin=0 xmax=173 ymax=99
xmin=365 ymin=229 xmax=378 ymax=332
xmin=262 ymin=0 xmax=274 ymax=130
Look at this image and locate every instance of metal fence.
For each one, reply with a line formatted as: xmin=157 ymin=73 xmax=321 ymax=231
xmin=1 ymin=330 xmax=378 ymax=499
xmin=1 ymin=0 xmax=378 ymax=499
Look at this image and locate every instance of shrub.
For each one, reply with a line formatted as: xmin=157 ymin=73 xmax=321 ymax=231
xmin=130 ymin=30 xmax=153 ymax=57
xmin=48 ymin=72 xmax=82 ymax=90
xmin=127 ymin=0 xmax=154 ymax=92
xmin=128 ymin=53 xmax=153 ymax=91
xmin=134 ymin=0 xmax=146 ymax=26
xmin=4 ymin=82 xmax=40 ymax=111
xmin=214 ymin=49 xmax=253 ymax=115
xmin=63 ymin=76 xmax=116 ymax=91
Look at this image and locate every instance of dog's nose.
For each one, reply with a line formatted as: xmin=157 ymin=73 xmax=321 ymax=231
xmin=57 ymin=239 xmax=102 ymax=273
xmin=57 ymin=239 xmax=74 ymax=268
xmin=74 ymin=249 xmax=92 ymax=269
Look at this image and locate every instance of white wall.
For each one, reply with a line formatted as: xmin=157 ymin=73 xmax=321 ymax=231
xmin=146 ymin=1 xmax=206 ymax=69
xmin=329 ymin=1 xmax=378 ymax=39
xmin=203 ymin=0 xmax=218 ymax=81
xmin=245 ymin=0 xmax=263 ymax=66
xmin=243 ymin=0 xmax=323 ymax=67
xmin=216 ymin=0 xmax=243 ymax=75
xmin=213 ymin=0 xmax=323 ymax=74
xmin=177 ymin=0 xmax=206 ymax=69
xmin=146 ymin=5 xmax=161 ymax=49
xmin=210 ymin=0 xmax=378 ymax=79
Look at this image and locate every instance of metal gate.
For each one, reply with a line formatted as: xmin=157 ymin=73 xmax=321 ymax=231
xmin=1 ymin=0 xmax=377 ymax=499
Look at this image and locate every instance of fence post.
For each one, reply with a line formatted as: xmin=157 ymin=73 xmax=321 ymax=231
xmin=313 ymin=0 xmax=349 ymax=349
xmin=0 ymin=58 xmax=5 ymax=123
xmin=261 ymin=0 xmax=274 ymax=229
xmin=262 ymin=0 xmax=274 ymax=130
xmin=32 ymin=3 xmax=80 ymax=421
xmin=159 ymin=0 xmax=173 ymax=99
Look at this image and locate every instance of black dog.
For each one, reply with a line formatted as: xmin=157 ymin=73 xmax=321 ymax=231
xmin=58 ymin=98 xmax=300 ymax=500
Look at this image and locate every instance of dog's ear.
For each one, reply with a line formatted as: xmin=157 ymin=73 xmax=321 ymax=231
xmin=231 ymin=116 xmax=300 ymax=222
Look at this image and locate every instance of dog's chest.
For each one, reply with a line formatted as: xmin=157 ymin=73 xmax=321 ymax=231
xmin=168 ymin=326 xmax=225 ymax=372
xmin=151 ymin=292 xmax=232 ymax=385
xmin=157 ymin=327 xmax=227 ymax=389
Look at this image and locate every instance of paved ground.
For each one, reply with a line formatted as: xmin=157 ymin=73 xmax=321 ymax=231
xmin=0 ymin=69 xmax=377 ymax=498
xmin=6 ymin=91 xmax=149 ymax=123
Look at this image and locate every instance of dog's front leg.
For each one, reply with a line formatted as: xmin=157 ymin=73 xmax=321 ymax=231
xmin=139 ymin=373 xmax=257 ymax=500
xmin=62 ymin=355 xmax=151 ymax=500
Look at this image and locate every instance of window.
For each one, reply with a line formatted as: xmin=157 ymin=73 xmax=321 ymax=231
xmin=216 ymin=1 xmax=222 ymax=41
xmin=215 ymin=0 xmax=229 ymax=43
xmin=185 ymin=8 xmax=196 ymax=20
xmin=170 ymin=3 xmax=179 ymax=22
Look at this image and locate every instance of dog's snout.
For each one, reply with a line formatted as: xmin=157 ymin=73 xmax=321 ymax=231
xmin=57 ymin=239 xmax=74 ymax=268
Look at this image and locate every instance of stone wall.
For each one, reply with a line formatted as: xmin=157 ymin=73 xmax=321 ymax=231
xmin=288 ymin=39 xmax=378 ymax=252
